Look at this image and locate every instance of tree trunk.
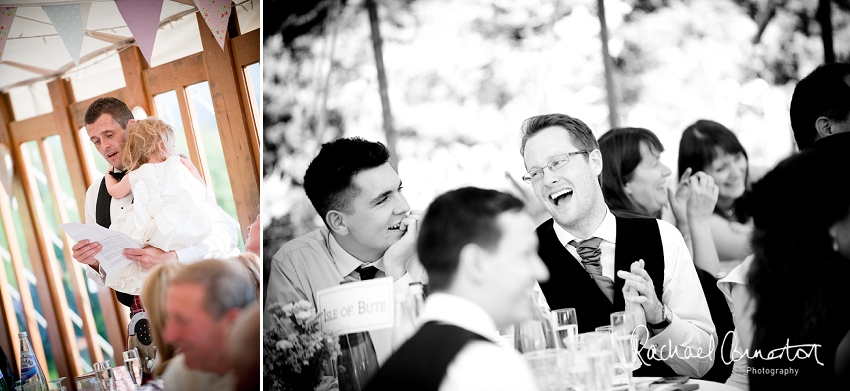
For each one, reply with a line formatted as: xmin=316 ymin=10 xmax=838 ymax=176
xmin=817 ymin=0 xmax=835 ymax=63
xmin=366 ymin=0 xmax=399 ymax=170
xmin=597 ymin=0 xmax=620 ymax=129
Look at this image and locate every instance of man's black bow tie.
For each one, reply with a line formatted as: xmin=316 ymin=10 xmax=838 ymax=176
xmin=108 ymin=169 xmax=126 ymax=181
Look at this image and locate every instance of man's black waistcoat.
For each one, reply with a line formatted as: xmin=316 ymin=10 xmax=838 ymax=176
xmin=365 ymin=322 xmax=489 ymax=391
xmin=536 ymin=212 xmax=678 ymax=377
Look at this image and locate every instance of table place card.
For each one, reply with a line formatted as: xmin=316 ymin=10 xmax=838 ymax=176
xmin=316 ymin=277 xmax=395 ymax=335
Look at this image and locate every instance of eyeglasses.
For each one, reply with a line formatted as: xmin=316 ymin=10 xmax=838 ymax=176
xmin=522 ymin=151 xmax=590 ymax=183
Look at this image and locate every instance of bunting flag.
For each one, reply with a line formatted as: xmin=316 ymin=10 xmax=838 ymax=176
xmin=42 ymin=3 xmax=90 ymax=66
xmin=194 ymin=0 xmax=232 ymax=50
xmin=115 ymin=0 xmax=164 ymax=66
xmin=0 ymin=7 xmax=16 ymax=64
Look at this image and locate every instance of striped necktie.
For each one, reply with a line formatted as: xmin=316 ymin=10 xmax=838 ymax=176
xmin=569 ymin=237 xmax=615 ymax=303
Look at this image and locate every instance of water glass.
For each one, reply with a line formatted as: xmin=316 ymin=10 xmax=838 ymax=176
xmin=611 ymin=311 xmax=640 ymax=391
xmin=514 ymin=319 xmax=555 ymax=353
xmin=572 ymin=332 xmax=614 ymax=391
xmin=594 ymin=325 xmax=612 ymax=334
xmin=48 ymin=377 xmax=68 ymax=391
xmin=523 ymin=348 xmax=572 ymax=391
xmin=122 ymin=348 xmax=143 ymax=387
xmin=550 ymin=308 xmax=578 ymax=348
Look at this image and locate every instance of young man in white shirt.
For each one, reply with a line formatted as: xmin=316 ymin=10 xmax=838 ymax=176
xmin=519 ymin=113 xmax=717 ymax=377
xmin=366 ymin=187 xmax=548 ymax=391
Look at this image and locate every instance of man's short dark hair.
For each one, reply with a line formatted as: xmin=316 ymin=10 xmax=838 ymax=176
xmin=519 ymin=113 xmax=599 ymax=157
xmin=84 ymin=97 xmax=134 ymax=129
xmin=417 ymin=187 xmax=525 ymax=292
xmin=790 ymin=62 xmax=850 ymax=150
xmin=303 ymin=137 xmax=391 ymax=225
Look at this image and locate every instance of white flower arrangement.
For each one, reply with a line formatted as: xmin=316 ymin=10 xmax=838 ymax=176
xmin=264 ymin=300 xmax=341 ymax=391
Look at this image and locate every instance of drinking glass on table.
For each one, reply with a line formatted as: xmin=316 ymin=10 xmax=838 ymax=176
xmin=550 ymin=308 xmax=578 ymax=348
xmin=572 ymin=332 xmax=614 ymax=391
xmin=523 ymin=349 xmax=571 ymax=391
xmin=48 ymin=377 xmax=67 ymax=391
xmin=122 ymin=348 xmax=143 ymax=387
xmin=514 ymin=319 xmax=554 ymax=353
xmin=610 ymin=311 xmax=639 ymax=391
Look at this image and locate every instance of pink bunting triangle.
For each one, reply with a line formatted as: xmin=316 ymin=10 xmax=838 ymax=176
xmin=115 ymin=0 xmax=164 ymax=66
xmin=194 ymin=0 xmax=233 ymax=50
xmin=0 ymin=7 xmax=16 ymax=64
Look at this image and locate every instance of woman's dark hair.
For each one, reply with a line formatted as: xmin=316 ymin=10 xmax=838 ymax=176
xmin=598 ymin=127 xmax=665 ymax=218
xmin=678 ymin=120 xmax=749 ymax=223
xmin=746 ymin=149 xmax=850 ymax=388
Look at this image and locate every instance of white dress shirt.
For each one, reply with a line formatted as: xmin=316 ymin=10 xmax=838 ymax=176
xmin=264 ymin=228 xmax=415 ymax=364
xmin=717 ymin=255 xmax=754 ymax=390
xmin=82 ymin=176 xmax=240 ymax=286
xmin=551 ymin=209 xmax=717 ymax=377
xmin=417 ymin=293 xmax=539 ymax=391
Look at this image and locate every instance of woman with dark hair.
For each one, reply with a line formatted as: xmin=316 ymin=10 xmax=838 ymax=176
xmin=599 ymin=127 xmax=721 ymax=274
xmin=746 ymin=147 xmax=850 ymax=389
xmin=678 ymin=120 xmax=753 ymax=270
xmin=598 ymin=127 xmax=735 ymax=383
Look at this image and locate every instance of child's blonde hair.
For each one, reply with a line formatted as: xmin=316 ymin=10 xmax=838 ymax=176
xmin=122 ymin=117 xmax=177 ymax=172
xmin=140 ymin=261 xmax=184 ymax=377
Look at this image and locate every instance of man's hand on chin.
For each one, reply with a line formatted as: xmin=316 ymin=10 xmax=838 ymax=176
xmin=383 ymin=210 xmax=424 ymax=280
xmin=123 ymin=246 xmax=178 ymax=270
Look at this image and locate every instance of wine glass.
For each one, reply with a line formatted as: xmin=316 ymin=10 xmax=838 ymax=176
xmin=48 ymin=377 xmax=67 ymax=391
xmin=610 ymin=311 xmax=639 ymax=391
xmin=122 ymin=348 xmax=143 ymax=387
xmin=550 ymin=308 xmax=578 ymax=348
xmin=514 ymin=319 xmax=553 ymax=353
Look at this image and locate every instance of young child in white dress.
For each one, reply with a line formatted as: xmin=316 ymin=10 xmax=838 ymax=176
xmin=104 ymin=117 xmax=216 ymax=294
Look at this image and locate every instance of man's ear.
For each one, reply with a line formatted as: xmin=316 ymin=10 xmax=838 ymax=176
xmin=127 ymin=118 xmax=136 ymax=128
xmin=326 ymin=210 xmax=349 ymax=235
xmin=458 ymin=243 xmax=488 ymax=285
xmin=815 ymin=116 xmax=833 ymax=139
xmin=221 ymin=308 xmax=243 ymax=330
xmin=588 ymin=148 xmax=603 ymax=176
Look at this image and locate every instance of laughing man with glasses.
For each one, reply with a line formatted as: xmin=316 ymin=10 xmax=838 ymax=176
xmin=519 ymin=113 xmax=717 ymax=378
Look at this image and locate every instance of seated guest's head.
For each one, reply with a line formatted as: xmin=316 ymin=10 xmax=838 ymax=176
xmin=417 ymin=187 xmax=549 ymax=329
xmin=141 ymin=262 xmax=185 ymax=377
xmin=230 ymin=252 xmax=262 ymax=301
xmin=229 ymin=302 xmax=261 ymax=391
xmin=163 ymin=258 xmax=255 ymax=374
xmin=747 ymin=147 xmax=850 ymax=356
xmin=598 ymin=127 xmax=672 ymax=218
xmin=304 ymin=137 xmax=411 ymax=262
xmin=745 ymin=145 xmax=850 ymax=388
xmin=790 ymin=62 xmax=850 ymax=150
xmin=678 ymin=119 xmax=749 ymax=222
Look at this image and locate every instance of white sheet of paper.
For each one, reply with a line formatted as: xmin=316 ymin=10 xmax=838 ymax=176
xmin=59 ymin=222 xmax=139 ymax=275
